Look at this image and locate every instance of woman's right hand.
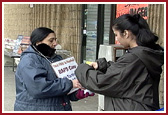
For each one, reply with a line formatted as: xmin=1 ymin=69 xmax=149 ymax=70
xmin=71 ymin=79 xmax=82 ymax=89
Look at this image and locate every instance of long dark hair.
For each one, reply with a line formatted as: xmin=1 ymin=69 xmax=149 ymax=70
xmin=112 ymin=14 xmax=158 ymax=49
xmin=30 ymin=27 xmax=55 ymax=46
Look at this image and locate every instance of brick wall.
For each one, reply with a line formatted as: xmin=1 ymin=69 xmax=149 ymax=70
xmin=4 ymin=4 xmax=82 ymax=63
xmin=4 ymin=4 xmax=32 ymax=39
xmin=148 ymin=4 xmax=165 ymax=108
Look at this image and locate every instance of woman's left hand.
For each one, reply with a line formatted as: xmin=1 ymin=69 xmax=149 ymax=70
xmin=89 ymin=62 xmax=98 ymax=69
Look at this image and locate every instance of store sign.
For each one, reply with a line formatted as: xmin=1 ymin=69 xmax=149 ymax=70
xmin=116 ymin=4 xmax=148 ymax=19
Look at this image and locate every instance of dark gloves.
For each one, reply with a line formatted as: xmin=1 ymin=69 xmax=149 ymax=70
xmin=96 ymin=58 xmax=108 ymax=73
xmin=76 ymin=89 xmax=95 ymax=99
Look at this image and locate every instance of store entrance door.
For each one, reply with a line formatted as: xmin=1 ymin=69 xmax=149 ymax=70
xmin=81 ymin=4 xmax=98 ymax=63
xmin=81 ymin=4 xmax=113 ymax=63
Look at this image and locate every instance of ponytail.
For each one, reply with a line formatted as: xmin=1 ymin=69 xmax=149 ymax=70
xmin=136 ymin=29 xmax=158 ymax=48
xmin=133 ymin=14 xmax=158 ymax=49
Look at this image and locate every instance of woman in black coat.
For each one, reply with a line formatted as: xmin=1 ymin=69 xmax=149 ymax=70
xmin=75 ymin=14 xmax=164 ymax=111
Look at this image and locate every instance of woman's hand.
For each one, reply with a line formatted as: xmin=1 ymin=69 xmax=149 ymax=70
xmin=71 ymin=79 xmax=82 ymax=89
xmin=76 ymin=89 xmax=95 ymax=99
xmin=89 ymin=62 xmax=98 ymax=69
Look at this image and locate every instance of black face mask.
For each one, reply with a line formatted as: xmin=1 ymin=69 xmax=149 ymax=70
xmin=35 ymin=43 xmax=56 ymax=57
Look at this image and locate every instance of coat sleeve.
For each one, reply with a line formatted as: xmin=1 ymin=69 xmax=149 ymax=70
xmin=16 ymin=55 xmax=73 ymax=99
xmin=96 ymin=58 xmax=115 ymax=73
xmin=75 ymin=54 xmax=140 ymax=97
xmin=68 ymin=91 xmax=79 ymax=101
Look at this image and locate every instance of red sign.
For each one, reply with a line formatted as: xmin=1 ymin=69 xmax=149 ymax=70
xmin=116 ymin=4 xmax=148 ymax=19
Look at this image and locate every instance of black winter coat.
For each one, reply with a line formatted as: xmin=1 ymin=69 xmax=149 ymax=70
xmin=75 ymin=46 xmax=164 ymax=111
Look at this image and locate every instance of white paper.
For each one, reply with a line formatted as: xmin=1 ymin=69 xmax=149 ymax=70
xmin=51 ymin=57 xmax=93 ymax=95
xmin=51 ymin=57 xmax=78 ymax=94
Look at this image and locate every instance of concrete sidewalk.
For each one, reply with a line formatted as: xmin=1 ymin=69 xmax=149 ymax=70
xmin=3 ymin=65 xmax=98 ymax=112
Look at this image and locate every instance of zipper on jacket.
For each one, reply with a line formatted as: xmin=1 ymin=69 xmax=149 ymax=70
xmin=62 ymin=98 xmax=66 ymax=106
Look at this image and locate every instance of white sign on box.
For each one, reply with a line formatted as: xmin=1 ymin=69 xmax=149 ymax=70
xmin=51 ymin=57 xmax=78 ymax=94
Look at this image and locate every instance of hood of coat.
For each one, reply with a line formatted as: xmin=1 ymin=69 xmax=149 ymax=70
xmin=21 ymin=45 xmax=38 ymax=56
xmin=128 ymin=45 xmax=164 ymax=78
